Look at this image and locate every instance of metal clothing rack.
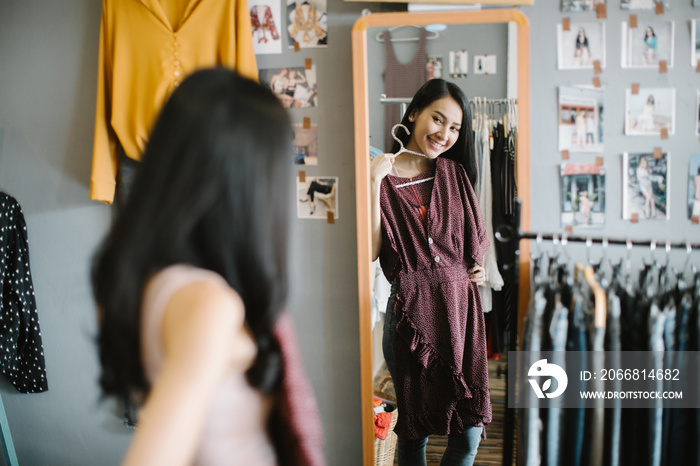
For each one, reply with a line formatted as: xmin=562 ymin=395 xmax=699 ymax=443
xmin=379 ymin=94 xmax=518 ymax=124
xmin=494 ymin=200 xmax=700 ymax=466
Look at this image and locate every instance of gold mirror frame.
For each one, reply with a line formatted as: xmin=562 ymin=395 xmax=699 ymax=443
xmin=352 ymin=10 xmax=531 ymax=465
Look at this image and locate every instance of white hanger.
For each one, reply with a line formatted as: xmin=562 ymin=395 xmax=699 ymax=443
xmin=375 ymin=26 xmax=439 ymax=43
xmin=390 ymin=124 xmax=435 ymax=188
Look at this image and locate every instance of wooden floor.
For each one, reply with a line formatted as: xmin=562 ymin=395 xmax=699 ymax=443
xmin=374 ymin=357 xmax=515 ymax=466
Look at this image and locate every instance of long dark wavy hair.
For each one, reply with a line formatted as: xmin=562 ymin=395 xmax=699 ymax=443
xmin=391 ymin=78 xmax=477 ymax=186
xmin=92 ymin=68 xmax=293 ymax=406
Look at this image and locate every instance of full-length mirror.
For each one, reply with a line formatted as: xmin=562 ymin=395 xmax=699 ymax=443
xmin=352 ymin=10 xmax=530 ymax=465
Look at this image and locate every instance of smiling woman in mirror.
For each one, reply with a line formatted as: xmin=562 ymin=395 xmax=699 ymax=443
xmin=369 ymin=79 xmax=491 ymax=466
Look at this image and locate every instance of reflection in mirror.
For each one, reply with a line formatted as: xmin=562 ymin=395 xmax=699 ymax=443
xmin=353 ymin=11 xmax=530 ymax=466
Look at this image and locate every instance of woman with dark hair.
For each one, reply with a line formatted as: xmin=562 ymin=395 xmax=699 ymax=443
xmin=370 ymin=78 xmax=491 ymax=465
xmin=643 ymin=26 xmax=657 ymax=65
xmin=92 ymin=68 xmax=323 ymax=466
xmin=574 ymin=27 xmax=591 ymax=67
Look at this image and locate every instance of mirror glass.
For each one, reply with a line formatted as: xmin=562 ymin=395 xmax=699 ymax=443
xmin=352 ymin=10 xmax=530 ymax=465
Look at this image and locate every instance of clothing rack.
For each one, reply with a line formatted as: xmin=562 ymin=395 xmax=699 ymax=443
xmin=494 ymin=200 xmax=700 ymax=466
xmin=379 ymin=95 xmax=518 ymax=124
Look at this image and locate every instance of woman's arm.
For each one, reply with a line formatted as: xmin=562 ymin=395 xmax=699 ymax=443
xmin=370 ymin=153 xmax=395 ymax=261
xmin=122 ymin=280 xmax=253 ymax=466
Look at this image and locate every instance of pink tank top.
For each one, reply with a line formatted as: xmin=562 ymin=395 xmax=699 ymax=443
xmin=141 ymin=264 xmax=277 ymax=466
xmin=383 ymin=28 xmax=428 ymax=151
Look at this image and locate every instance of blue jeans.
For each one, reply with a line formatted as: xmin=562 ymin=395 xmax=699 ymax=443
xmin=397 ymin=427 xmax=483 ymax=466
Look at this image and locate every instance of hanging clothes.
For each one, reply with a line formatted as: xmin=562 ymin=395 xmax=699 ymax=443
xmin=0 ymin=192 xmax=48 ymax=393
xmin=520 ymin=250 xmax=700 ymax=466
xmin=91 ymin=0 xmax=258 ymax=204
xmin=382 ymin=29 xmax=427 ymax=152
xmin=475 ymin=115 xmax=504 ymax=314
xmin=490 ymin=122 xmax=517 ymax=354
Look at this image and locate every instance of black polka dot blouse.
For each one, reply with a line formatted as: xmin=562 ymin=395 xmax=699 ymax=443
xmin=0 ymin=192 xmax=48 ymax=393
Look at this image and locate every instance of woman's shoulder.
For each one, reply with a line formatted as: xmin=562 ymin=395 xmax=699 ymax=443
xmin=144 ymin=265 xmax=246 ymax=344
xmin=149 ymin=265 xmax=242 ymax=320
xmin=155 ymin=266 xmax=254 ymax=371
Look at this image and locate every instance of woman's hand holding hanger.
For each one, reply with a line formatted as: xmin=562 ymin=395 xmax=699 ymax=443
xmin=370 ymin=152 xmax=396 ymax=186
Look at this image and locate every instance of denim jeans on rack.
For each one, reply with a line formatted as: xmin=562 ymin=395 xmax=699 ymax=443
xmin=543 ymin=300 xmax=568 ymax=466
xmin=603 ymin=293 xmax=621 ymax=466
xmin=520 ymin=288 xmax=546 ymax=466
xmin=648 ymin=304 xmax=666 ymax=466
xmin=565 ymin=293 xmax=587 ymax=466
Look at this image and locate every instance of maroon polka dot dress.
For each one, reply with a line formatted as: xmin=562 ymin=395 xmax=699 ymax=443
xmin=379 ymin=157 xmax=491 ymax=440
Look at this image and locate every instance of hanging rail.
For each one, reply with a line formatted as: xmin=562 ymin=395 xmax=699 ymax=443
xmin=496 ymin=228 xmax=700 ymax=253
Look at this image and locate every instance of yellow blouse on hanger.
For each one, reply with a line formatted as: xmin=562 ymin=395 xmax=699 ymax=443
xmin=91 ymin=0 xmax=258 ymax=204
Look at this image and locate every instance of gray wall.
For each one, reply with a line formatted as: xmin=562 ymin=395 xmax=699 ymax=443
xmin=0 ymin=1 xmax=698 ymax=465
xmin=522 ymin=1 xmax=700 ymax=265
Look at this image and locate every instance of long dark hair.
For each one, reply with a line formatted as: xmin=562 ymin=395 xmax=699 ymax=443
xmin=92 ymin=68 xmax=293 ymax=405
xmin=391 ymin=78 xmax=477 ymax=185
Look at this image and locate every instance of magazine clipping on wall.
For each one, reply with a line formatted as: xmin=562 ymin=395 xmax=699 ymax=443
xmin=297 ymin=176 xmax=338 ymax=219
xmin=688 ymin=154 xmax=700 ymax=221
xmin=621 ymin=0 xmax=670 ymax=10
xmin=625 ymin=87 xmax=675 ymax=136
xmin=623 ymin=152 xmax=670 ymax=221
xmin=561 ymin=0 xmax=606 ymax=12
xmin=557 ymin=21 xmax=606 ymax=70
xmin=286 ymin=0 xmax=327 ymax=49
xmin=426 ymin=56 xmax=444 ymax=79
xmin=560 ymin=163 xmax=606 ymax=229
xmin=292 ymin=123 xmax=318 ymax=165
xmin=621 ymin=20 xmax=675 ymax=69
xmin=259 ymin=66 xmax=318 ymax=109
xmin=692 ymin=19 xmax=700 ymax=67
xmin=558 ymin=86 xmax=604 ymax=153
xmin=449 ymin=50 xmax=468 ymax=78
xmin=249 ymin=0 xmax=283 ymax=55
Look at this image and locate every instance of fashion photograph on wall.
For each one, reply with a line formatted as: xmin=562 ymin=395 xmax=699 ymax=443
xmin=292 ymin=122 xmax=318 ymax=165
xmin=426 ymin=56 xmax=443 ymax=79
xmin=622 ymin=20 xmax=675 ymax=68
xmin=557 ymin=21 xmax=606 ymax=70
xmin=621 ymin=0 xmax=670 ymax=10
xmin=297 ymin=176 xmax=338 ymax=219
xmin=260 ymin=66 xmax=318 ymax=108
xmin=692 ymin=19 xmax=699 ymax=67
xmin=286 ymin=0 xmax=327 ymax=48
xmin=449 ymin=50 xmax=468 ymax=78
xmin=623 ymin=152 xmax=670 ymax=221
xmin=560 ymin=163 xmax=606 ymax=228
xmin=625 ymin=87 xmax=675 ymax=136
xmin=689 ymin=153 xmax=700 ymax=220
xmin=558 ymin=86 xmax=604 ymax=153
xmin=250 ymin=0 xmax=282 ymax=55
xmin=561 ymin=0 xmax=606 ymax=12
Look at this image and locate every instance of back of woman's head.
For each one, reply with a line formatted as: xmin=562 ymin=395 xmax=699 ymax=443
xmin=392 ymin=78 xmax=477 ymax=184
xmin=93 ymin=68 xmax=293 ymax=404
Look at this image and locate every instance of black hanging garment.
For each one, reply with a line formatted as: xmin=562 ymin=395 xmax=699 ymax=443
xmin=0 ymin=192 xmax=48 ymax=393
